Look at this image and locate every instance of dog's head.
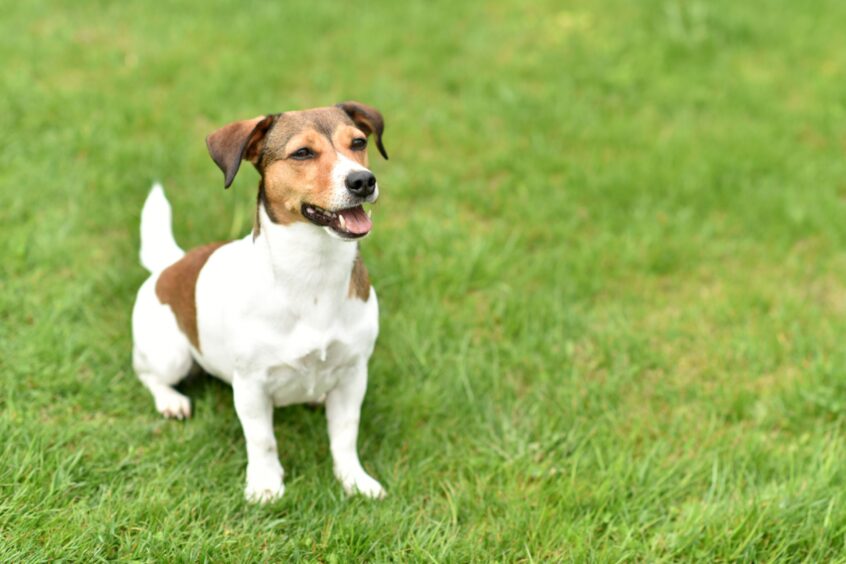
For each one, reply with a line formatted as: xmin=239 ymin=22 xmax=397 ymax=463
xmin=206 ymin=102 xmax=388 ymax=240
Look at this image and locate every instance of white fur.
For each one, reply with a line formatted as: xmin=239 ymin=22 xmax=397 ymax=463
xmin=131 ymin=182 xmax=384 ymax=502
xmin=139 ymin=182 xmax=184 ymax=272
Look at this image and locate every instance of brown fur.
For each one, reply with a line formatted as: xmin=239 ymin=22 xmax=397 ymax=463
xmin=207 ymin=115 xmax=275 ymax=188
xmin=349 ymin=251 xmax=371 ymax=301
xmin=207 ymin=105 xmax=380 ymax=228
xmin=258 ymin=109 xmax=370 ymax=225
xmin=155 ymin=242 xmax=227 ymax=350
xmin=336 ymin=101 xmax=389 ymax=160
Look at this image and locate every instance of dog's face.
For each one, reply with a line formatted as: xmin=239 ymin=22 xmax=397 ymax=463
xmin=206 ymin=102 xmax=388 ymax=240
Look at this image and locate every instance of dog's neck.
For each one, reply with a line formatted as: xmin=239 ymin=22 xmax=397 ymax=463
xmin=253 ymin=203 xmax=358 ymax=294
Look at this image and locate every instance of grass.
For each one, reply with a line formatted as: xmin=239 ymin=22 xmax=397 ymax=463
xmin=2 ymin=0 xmax=846 ymax=560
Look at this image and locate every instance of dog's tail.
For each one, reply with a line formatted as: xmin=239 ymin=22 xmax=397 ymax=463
xmin=139 ymin=182 xmax=184 ymax=273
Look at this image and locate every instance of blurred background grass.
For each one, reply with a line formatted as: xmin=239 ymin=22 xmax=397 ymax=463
xmin=2 ymin=0 xmax=846 ymax=560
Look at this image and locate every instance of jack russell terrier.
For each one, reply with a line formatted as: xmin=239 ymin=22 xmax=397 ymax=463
xmin=131 ymin=102 xmax=388 ymax=503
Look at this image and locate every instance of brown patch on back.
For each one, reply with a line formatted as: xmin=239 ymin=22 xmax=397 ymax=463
xmin=349 ymin=250 xmax=371 ymax=301
xmin=155 ymin=242 xmax=227 ymax=351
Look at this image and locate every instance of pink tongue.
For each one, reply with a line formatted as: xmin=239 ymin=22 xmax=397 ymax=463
xmin=339 ymin=206 xmax=372 ymax=235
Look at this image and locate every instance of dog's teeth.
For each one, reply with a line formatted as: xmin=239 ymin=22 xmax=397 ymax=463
xmin=338 ymin=214 xmax=346 ymax=228
xmin=366 ymin=209 xmax=371 ymax=218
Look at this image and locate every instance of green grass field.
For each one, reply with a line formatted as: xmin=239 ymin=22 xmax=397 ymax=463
xmin=2 ymin=0 xmax=846 ymax=560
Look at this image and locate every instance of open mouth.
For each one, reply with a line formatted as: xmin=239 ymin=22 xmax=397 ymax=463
xmin=301 ymin=203 xmax=373 ymax=239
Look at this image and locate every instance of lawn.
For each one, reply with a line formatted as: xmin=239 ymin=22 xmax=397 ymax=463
xmin=2 ymin=0 xmax=846 ymax=560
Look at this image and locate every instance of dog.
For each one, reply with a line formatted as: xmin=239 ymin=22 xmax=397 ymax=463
xmin=131 ymin=102 xmax=388 ymax=503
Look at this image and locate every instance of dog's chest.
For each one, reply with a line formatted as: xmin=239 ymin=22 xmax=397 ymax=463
xmin=267 ymin=334 xmax=354 ymax=406
xmin=193 ymin=235 xmax=378 ymax=405
xmin=245 ymin=293 xmax=377 ymax=406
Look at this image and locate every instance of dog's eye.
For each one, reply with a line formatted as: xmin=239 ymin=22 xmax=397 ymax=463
xmin=290 ymin=147 xmax=315 ymax=160
xmin=351 ymin=138 xmax=367 ymax=151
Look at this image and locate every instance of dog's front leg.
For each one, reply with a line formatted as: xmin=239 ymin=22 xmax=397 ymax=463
xmin=325 ymin=362 xmax=386 ymax=499
xmin=233 ymin=374 xmax=285 ymax=503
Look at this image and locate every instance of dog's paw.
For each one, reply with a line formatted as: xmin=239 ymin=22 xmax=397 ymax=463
xmin=337 ymin=470 xmax=386 ymax=499
xmin=245 ymin=482 xmax=285 ymax=504
xmin=245 ymin=472 xmax=285 ymax=504
xmin=154 ymin=389 xmax=191 ymax=420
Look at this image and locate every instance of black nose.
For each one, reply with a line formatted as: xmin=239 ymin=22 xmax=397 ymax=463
xmin=345 ymin=170 xmax=376 ymax=197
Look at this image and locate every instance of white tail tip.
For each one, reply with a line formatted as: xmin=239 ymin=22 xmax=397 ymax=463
xmin=139 ymin=182 xmax=183 ymax=272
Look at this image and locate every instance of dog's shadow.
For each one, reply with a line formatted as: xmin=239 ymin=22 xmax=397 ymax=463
xmin=176 ymin=368 xmax=339 ymax=470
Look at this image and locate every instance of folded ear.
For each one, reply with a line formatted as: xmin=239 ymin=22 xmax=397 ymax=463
xmin=336 ymin=101 xmax=388 ymax=160
xmin=206 ymin=115 xmax=275 ymax=188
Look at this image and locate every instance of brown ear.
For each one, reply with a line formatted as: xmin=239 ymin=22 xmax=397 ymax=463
xmin=206 ymin=115 xmax=274 ymax=188
xmin=336 ymin=101 xmax=388 ymax=160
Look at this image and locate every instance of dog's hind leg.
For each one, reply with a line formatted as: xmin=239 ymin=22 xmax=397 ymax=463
xmin=132 ymin=277 xmax=194 ymax=419
xmin=136 ymin=371 xmax=193 ymax=419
